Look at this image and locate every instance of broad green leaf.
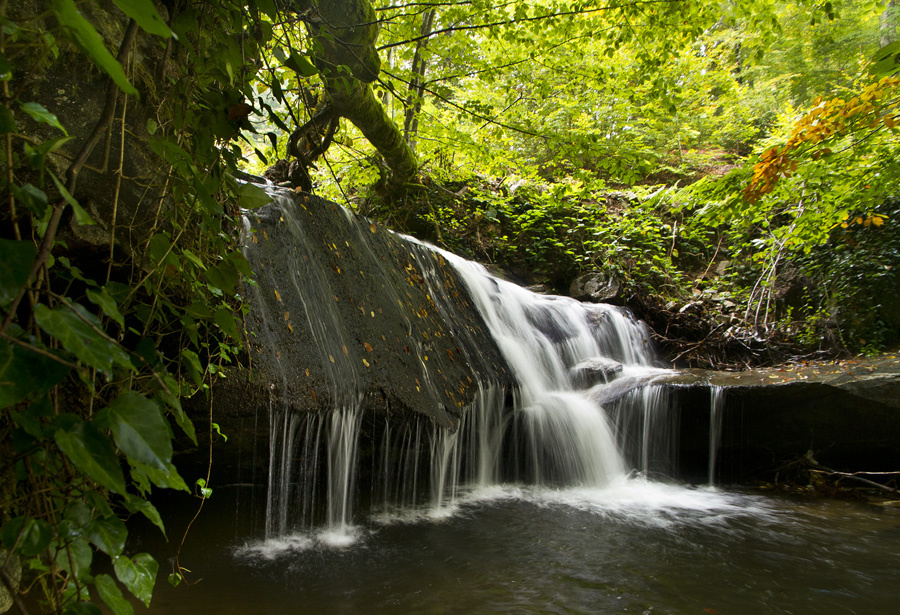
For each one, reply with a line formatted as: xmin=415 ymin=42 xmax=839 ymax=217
xmin=95 ymin=574 xmax=135 ymax=615
xmin=0 ymin=339 xmax=71 ymax=409
xmin=96 ymin=391 xmax=172 ymax=471
xmin=285 ymin=51 xmax=318 ymax=77
xmin=112 ymin=0 xmax=174 ymax=38
xmin=87 ymin=515 xmax=127 ymax=557
xmin=0 ymin=105 xmax=16 ymax=133
xmin=11 ymin=183 xmax=49 ymax=217
xmin=34 ymin=302 xmax=131 ymax=374
xmin=214 ymin=308 xmax=241 ymax=341
xmin=23 ymin=136 xmax=73 ymax=172
xmin=51 ymin=0 xmax=138 ymax=96
xmin=181 ymin=349 xmax=203 ymax=386
xmin=205 ymin=262 xmax=239 ymax=294
xmin=123 ymin=496 xmax=166 ymax=536
xmin=1 ymin=516 xmax=52 ymax=557
xmin=64 ymin=501 xmax=93 ymax=528
xmin=84 ymin=490 xmax=115 ymax=520
xmin=0 ymin=238 xmax=35 ymax=306
xmin=49 ymin=171 xmax=96 ymax=226
xmin=114 ymin=553 xmax=158 ymax=607
xmin=180 ymin=249 xmax=206 ymax=270
xmin=20 ymin=102 xmax=68 ymax=135
xmin=172 ymin=406 xmax=196 ymax=443
xmin=54 ymin=535 xmax=93 ymax=579
xmin=128 ymin=460 xmax=189 ymax=492
xmin=54 ymin=420 xmax=127 ymax=494
xmin=236 ymin=182 xmax=271 ymax=209
xmin=87 ymin=287 xmax=125 ymax=327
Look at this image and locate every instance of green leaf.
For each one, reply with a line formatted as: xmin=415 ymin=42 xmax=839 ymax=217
xmin=168 ymin=400 xmax=196 ymax=445
xmin=236 ymin=182 xmax=271 ymax=209
xmin=870 ymin=40 xmax=900 ymax=77
xmin=114 ymin=553 xmax=158 ymax=607
xmin=0 ymin=238 xmax=35 ymax=306
xmin=95 ymin=574 xmax=135 ymax=615
xmin=181 ymin=349 xmax=204 ymax=386
xmin=87 ymin=515 xmax=127 ymax=557
xmin=128 ymin=460 xmax=189 ymax=492
xmin=95 ymin=391 xmax=172 ymax=471
xmin=54 ymin=420 xmax=127 ymax=494
xmin=55 ymin=536 xmax=93 ymax=579
xmin=64 ymin=500 xmax=94 ymax=528
xmin=49 ymin=170 xmax=96 ymax=226
xmin=87 ymin=287 xmax=125 ymax=327
xmin=0 ymin=105 xmax=16 ymax=133
xmin=11 ymin=183 xmax=49 ymax=217
xmin=34 ymin=302 xmax=131 ymax=374
xmin=123 ymin=496 xmax=166 ymax=536
xmin=51 ymin=0 xmax=138 ymax=96
xmin=0 ymin=339 xmax=71 ymax=409
xmin=214 ymin=308 xmax=241 ymax=341
xmin=112 ymin=0 xmax=174 ymax=38
xmin=20 ymin=102 xmax=68 ymax=135
xmin=1 ymin=516 xmax=53 ymax=557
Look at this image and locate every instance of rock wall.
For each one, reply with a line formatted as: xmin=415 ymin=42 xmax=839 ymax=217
xmin=665 ymin=357 xmax=900 ymax=482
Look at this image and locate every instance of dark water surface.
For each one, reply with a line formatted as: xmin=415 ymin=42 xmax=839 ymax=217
xmin=145 ymin=481 xmax=900 ymax=614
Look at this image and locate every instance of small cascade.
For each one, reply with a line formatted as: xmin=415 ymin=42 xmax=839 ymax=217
xmin=607 ymin=383 xmax=677 ymax=478
xmin=708 ymin=386 xmax=725 ymax=486
xmin=242 ymin=192 xmax=680 ymax=541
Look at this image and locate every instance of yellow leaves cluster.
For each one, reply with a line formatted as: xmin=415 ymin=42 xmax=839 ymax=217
xmin=744 ymin=75 xmax=900 ymax=203
xmin=838 ymin=213 xmax=887 ymax=229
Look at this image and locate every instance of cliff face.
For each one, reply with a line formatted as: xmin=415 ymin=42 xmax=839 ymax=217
xmin=664 ymin=357 xmax=900 ymax=482
xmin=240 ymin=191 xmax=514 ymax=429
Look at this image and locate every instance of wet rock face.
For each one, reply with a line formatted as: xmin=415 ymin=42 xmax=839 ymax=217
xmin=242 ymin=191 xmax=514 ymax=428
xmin=665 ymin=358 xmax=900 ymax=482
xmin=569 ymin=271 xmax=623 ymax=305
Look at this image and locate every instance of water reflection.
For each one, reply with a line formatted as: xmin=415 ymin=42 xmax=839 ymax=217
xmin=146 ymin=483 xmax=900 ymax=614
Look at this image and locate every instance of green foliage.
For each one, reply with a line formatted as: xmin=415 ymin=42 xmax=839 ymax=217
xmin=0 ymin=1 xmax=274 ymax=612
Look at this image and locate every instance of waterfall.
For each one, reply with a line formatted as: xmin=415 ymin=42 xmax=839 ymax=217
xmin=242 ymin=192 xmax=675 ymax=539
xmin=708 ymin=386 xmax=725 ymax=486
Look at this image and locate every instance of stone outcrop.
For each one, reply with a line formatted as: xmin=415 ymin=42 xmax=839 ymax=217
xmin=658 ymin=356 xmax=900 ymax=482
xmin=569 ymin=271 xmax=624 ymax=304
xmin=183 ymin=190 xmax=515 ymax=488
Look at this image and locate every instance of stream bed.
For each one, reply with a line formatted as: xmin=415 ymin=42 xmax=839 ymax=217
xmin=144 ymin=480 xmax=900 ymax=614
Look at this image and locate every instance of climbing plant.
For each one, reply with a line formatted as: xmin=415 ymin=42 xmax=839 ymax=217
xmin=0 ymin=1 xmax=276 ymax=613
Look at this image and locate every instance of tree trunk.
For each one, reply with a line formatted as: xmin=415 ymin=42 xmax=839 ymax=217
xmin=403 ymin=8 xmax=437 ymax=153
xmin=305 ymin=0 xmax=418 ymax=190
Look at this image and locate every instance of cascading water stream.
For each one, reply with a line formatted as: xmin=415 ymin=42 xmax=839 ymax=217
xmin=708 ymin=385 xmax=725 ymax=486
xmin=243 ymin=192 xmax=677 ymax=540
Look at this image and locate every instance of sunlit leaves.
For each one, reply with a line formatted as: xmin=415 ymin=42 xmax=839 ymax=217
xmin=744 ymin=75 xmax=900 ymax=202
